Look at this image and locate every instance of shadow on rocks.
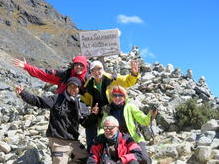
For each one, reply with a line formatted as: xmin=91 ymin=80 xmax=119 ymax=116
xmin=13 ymin=148 xmax=43 ymax=164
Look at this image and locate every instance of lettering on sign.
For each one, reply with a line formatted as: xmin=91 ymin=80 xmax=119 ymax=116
xmin=79 ymin=29 xmax=120 ymax=57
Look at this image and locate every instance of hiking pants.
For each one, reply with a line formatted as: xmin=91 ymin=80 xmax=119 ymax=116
xmin=85 ymin=124 xmax=97 ymax=152
xmin=48 ymin=137 xmax=87 ymax=164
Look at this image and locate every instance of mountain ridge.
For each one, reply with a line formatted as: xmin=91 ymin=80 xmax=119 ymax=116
xmin=0 ymin=0 xmax=81 ymax=68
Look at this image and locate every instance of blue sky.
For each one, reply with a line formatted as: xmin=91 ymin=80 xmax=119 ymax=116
xmin=46 ymin=0 xmax=219 ymax=97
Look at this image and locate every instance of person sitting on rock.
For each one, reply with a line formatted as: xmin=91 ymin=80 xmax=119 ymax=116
xmin=13 ymin=55 xmax=89 ymax=94
xmin=98 ymin=85 xmax=158 ymax=164
xmin=15 ymin=77 xmax=97 ymax=164
xmin=87 ymin=116 xmax=144 ymax=164
xmin=81 ymin=60 xmax=140 ymax=152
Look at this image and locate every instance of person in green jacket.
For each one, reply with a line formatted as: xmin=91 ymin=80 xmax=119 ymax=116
xmin=81 ymin=60 xmax=141 ymax=151
xmin=99 ymin=85 xmax=157 ymax=164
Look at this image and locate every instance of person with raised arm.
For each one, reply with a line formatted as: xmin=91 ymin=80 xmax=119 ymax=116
xmin=98 ymin=85 xmax=158 ymax=164
xmin=13 ymin=55 xmax=88 ymax=94
xmin=16 ymin=77 xmax=99 ymax=164
xmin=81 ymin=60 xmax=140 ymax=152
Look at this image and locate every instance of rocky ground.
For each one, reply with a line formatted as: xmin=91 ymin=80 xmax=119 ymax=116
xmin=0 ymin=48 xmax=219 ymax=164
xmin=0 ymin=0 xmax=81 ymax=68
xmin=0 ymin=0 xmax=219 ymax=164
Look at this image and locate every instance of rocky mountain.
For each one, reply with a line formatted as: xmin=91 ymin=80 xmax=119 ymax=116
xmin=0 ymin=0 xmax=219 ymax=164
xmin=0 ymin=0 xmax=81 ymax=68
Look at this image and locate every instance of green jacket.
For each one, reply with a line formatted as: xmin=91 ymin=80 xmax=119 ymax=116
xmin=99 ymin=100 xmax=151 ymax=143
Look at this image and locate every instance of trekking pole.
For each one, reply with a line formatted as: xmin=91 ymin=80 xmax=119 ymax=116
xmin=149 ymin=105 xmax=158 ymax=145
xmin=149 ymin=116 xmax=155 ymax=145
xmin=150 ymin=119 xmax=155 ymax=140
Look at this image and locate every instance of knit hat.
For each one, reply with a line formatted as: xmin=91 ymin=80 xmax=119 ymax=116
xmin=66 ymin=77 xmax=82 ymax=87
xmin=111 ymin=86 xmax=127 ymax=97
xmin=108 ymin=86 xmax=127 ymax=104
xmin=90 ymin=61 xmax=103 ymax=70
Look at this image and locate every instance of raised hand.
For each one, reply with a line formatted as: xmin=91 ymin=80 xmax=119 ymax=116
xmin=12 ymin=58 xmax=27 ymax=69
xmin=130 ymin=60 xmax=139 ymax=76
xmin=91 ymin=103 xmax=99 ymax=115
xmin=15 ymin=86 xmax=24 ymax=95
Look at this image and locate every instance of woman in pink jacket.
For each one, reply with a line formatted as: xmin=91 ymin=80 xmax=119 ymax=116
xmin=13 ymin=55 xmax=88 ymax=93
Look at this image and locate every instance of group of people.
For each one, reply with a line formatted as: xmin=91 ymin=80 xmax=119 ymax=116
xmin=13 ymin=55 xmax=157 ymax=164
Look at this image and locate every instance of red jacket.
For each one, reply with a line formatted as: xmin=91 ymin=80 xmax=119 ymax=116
xmin=23 ymin=56 xmax=88 ymax=93
xmin=87 ymin=132 xmax=143 ymax=164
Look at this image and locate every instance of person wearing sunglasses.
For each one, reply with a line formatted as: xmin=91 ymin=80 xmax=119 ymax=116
xmin=81 ymin=60 xmax=140 ymax=152
xmin=98 ymin=85 xmax=157 ymax=164
xmin=87 ymin=116 xmax=144 ymax=164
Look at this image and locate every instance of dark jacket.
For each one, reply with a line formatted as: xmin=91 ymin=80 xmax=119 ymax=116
xmin=82 ymin=72 xmax=140 ymax=109
xmin=87 ymin=132 xmax=143 ymax=164
xmin=85 ymin=74 xmax=114 ymax=108
xmin=81 ymin=72 xmax=140 ymax=128
xmin=20 ymin=90 xmax=90 ymax=140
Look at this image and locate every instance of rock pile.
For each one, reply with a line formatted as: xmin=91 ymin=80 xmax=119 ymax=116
xmin=104 ymin=48 xmax=219 ymax=132
xmin=0 ymin=0 xmax=219 ymax=163
xmin=0 ymin=47 xmax=219 ymax=163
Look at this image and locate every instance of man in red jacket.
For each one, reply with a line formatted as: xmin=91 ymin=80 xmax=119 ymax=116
xmin=12 ymin=55 xmax=88 ymax=93
xmin=87 ymin=116 xmax=143 ymax=164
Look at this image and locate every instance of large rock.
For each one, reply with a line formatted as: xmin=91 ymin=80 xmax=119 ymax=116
xmin=201 ymin=119 xmax=219 ymax=133
xmin=0 ymin=141 xmax=11 ymax=153
xmin=15 ymin=148 xmax=42 ymax=164
xmin=194 ymin=146 xmax=212 ymax=163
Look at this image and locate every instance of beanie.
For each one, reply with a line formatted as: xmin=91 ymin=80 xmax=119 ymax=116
xmin=66 ymin=77 xmax=82 ymax=87
xmin=111 ymin=87 xmax=126 ymax=96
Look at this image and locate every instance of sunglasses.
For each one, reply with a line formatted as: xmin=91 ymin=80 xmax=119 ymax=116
xmin=112 ymin=93 xmax=124 ymax=98
xmin=103 ymin=126 xmax=117 ymax=130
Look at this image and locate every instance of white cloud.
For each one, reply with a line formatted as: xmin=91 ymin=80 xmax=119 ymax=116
xmin=140 ymin=48 xmax=156 ymax=59
xmin=117 ymin=14 xmax=144 ymax=24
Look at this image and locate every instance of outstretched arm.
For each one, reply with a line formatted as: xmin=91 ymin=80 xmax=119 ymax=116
xmin=111 ymin=60 xmax=140 ymax=88
xmin=16 ymin=86 xmax=55 ymax=109
xmin=130 ymin=60 xmax=139 ymax=76
xmin=12 ymin=58 xmax=26 ymax=69
xmin=12 ymin=58 xmax=61 ymax=85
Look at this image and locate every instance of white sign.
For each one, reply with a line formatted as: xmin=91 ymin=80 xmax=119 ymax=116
xmin=79 ymin=29 xmax=120 ymax=57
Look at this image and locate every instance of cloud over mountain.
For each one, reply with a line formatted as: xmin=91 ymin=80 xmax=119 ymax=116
xmin=117 ymin=14 xmax=144 ymax=24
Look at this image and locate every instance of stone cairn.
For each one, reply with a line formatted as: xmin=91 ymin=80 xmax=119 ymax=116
xmin=0 ymin=47 xmax=219 ymax=164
